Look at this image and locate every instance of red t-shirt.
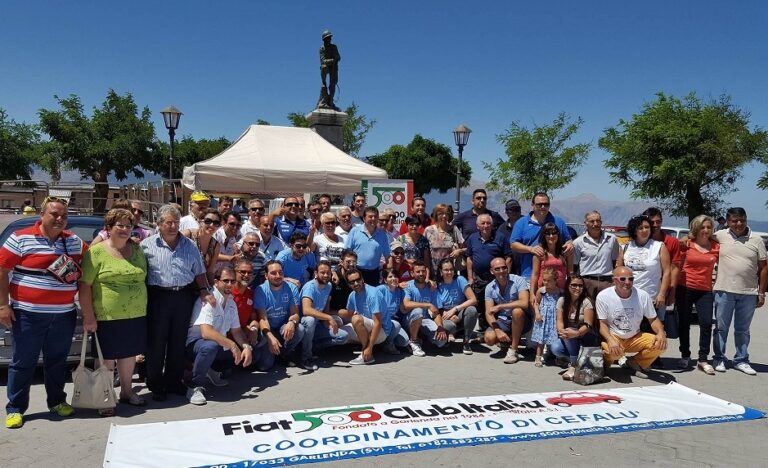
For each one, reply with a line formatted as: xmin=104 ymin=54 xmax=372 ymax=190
xmin=663 ymin=234 xmax=682 ymax=267
xmin=398 ymin=215 xmax=433 ymax=235
xmin=231 ymin=285 xmax=255 ymax=328
xmin=680 ymin=240 xmax=720 ymax=291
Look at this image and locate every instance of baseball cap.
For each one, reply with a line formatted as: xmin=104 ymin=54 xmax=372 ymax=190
xmin=191 ymin=191 xmax=210 ymax=202
xmin=505 ymin=199 xmax=521 ymax=211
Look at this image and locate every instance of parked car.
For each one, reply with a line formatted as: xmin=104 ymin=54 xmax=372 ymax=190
xmin=603 ymin=225 xmax=631 ymax=245
xmin=546 ymin=391 xmax=623 ymax=407
xmin=0 ymin=215 xmax=106 ymax=367
xmin=662 ymin=226 xmax=690 ymax=240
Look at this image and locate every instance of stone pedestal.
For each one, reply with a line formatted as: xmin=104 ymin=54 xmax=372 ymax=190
xmin=306 ymin=108 xmax=348 ymax=151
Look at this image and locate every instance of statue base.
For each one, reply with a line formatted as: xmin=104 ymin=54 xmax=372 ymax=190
xmin=306 ymin=108 xmax=348 ymax=151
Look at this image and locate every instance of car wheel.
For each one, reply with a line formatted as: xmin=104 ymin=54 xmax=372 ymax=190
xmin=605 ymin=399 xmax=620 ymax=404
xmin=555 ymin=402 xmax=571 ymax=407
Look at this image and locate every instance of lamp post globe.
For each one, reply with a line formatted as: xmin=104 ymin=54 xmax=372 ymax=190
xmin=452 ymin=124 xmax=471 ymax=212
xmin=160 ymin=106 xmax=183 ymax=180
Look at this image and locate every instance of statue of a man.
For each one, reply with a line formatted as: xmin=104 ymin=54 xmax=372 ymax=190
xmin=319 ymin=30 xmax=341 ymax=110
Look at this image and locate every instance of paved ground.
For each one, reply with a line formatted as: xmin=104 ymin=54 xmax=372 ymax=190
xmin=1 ymin=305 xmax=766 ymax=468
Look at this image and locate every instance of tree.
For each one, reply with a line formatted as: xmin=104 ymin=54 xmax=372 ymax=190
xmin=151 ymin=136 xmax=232 ymax=179
xmin=367 ymin=134 xmax=471 ymax=195
xmin=759 ymin=156 xmax=768 ymax=206
xmin=38 ymin=90 xmax=158 ymax=212
xmin=599 ymin=92 xmax=768 ymax=221
xmin=287 ymin=102 xmax=376 ymax=157
xmin=485 ymin=113 xmax=590 ymax=200
xmin=0 ymin=109 xmax=39 ymax=181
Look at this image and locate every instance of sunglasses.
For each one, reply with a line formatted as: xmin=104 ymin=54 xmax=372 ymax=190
xmin=43 ymin=196 xmax=69 ymax=206
xmin=249 ymin=207 xmax=264 ymax=212
xmin=244 ymin=241 xmax=259 ymax=247
xmin=544 ymin=231 xmax=559 ymax=237
xmin=285 ymin=202 xmax=299 ymax=207
xmin=201 ymin=218 xmax=221 ymax=226
xmin=323 ymin=221 xmax=338 ymax=226
xmin=347 ymin=277 xmax=363 ymax=284
xmin=617 ymin=277 xmax=635 ymax=282
xmin=535 ymin=203 xmax=551 ymax=208
xmin=293 ymin=244 xmax=308 ymax=249
xmin=393 ymin=250 xmax=404 ymax=255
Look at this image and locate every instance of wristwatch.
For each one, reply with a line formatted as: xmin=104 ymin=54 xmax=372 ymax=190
xmin=290 ymin=318 xmax=299 ymax=326
xmin=241 ymin=343 xmax=253 ymax=351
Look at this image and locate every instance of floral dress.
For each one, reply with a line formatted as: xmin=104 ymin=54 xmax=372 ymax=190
xmin=396 ymin=234 xmax=430 ymax=263
xmin=531 ymin=287 xmax=560 ymax=345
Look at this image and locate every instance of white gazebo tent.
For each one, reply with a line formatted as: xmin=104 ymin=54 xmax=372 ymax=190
xmin=182 ymin=125 xmax=387 ymax=194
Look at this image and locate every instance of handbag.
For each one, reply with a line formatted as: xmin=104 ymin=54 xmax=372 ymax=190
xmin=573 ymin=346 xmax=605 ymax=386
xmin=664 ymin=306 xmax=679 ymax=339
xmin=70 ymin=332 xmax=117 ymax=410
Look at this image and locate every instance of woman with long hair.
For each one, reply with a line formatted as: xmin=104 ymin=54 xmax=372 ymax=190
xmin=529 ymin=223 xmax=571 ymax=303
xmin=677 ymin=215 xmax=719 ymax=374
xmin=435 ymin=258 xmax=478 ymax=354
xmin=550 ymin=274 xmax=599 ymax=380
xmin=181 ymin=208 xmax=221 ymax=285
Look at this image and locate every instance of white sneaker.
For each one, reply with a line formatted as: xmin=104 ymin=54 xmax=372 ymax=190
xmin=409 ymin=341 xmax=426 ymax=357
xmin=714 ymin=360 xmax=727 ymax=373
xmin=187 ymin=386 xmax=207 ymax=405
xmin=206 ymin=369 xmax=229 ymax=387
xmin=349 ymin=355 xmax=375 ymax=365
xmin=734 ymin=362 xmax=757 ymax=376
xmin=503 ymin=348 xmax=520 ymax=364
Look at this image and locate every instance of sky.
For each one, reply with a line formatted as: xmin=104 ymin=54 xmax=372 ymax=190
xmin=2 ymin=1 xmax=767 ymax=218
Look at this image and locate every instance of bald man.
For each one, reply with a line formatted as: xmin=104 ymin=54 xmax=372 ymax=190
xmin=596 ymin=266 xmax=667 ymax=378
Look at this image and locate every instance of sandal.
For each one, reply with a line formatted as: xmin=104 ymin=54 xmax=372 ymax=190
xmin=562 ymin=366 xmax=575 ymax=381
xmin=534 ymin=355 xmax=544 ymax=368
xmin=98 ymin=407 xmax=115 ymax=417
xmin=697 ymin=361 xmax=716 ymax=376
xmin=119 ymin=394 xmax=147 ymax=406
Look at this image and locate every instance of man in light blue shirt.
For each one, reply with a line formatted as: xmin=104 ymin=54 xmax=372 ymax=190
xmin=276 ymin=232 xmax=316 ymax=287
xmin=483 ymin=257 xmax=532 ymax=364
xmin=252 ymin=261 xmax=304 ymax=370
xmin=299 ymin=261 xmax=349 ymax=370
xmin=340 ymin=268 xmax=388 ymax=365
xmin=344 ymin=206 xmax=390 ymax=285
xmin=402 ymin=261 xmax=448 ymax=357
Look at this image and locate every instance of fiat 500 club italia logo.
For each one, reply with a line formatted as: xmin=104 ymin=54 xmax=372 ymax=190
xmin=370 ymin=187 xmax=406 ymax=208
xmin=292 ymin=406 xmax=380 ymax=432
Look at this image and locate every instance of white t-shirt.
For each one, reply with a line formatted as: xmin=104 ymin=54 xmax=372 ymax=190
xmin=314 ymin=233 xmax=346 ymax=266
xmin=186 ymin=288 xmax=240 ymax=347
xmin=622 ymin=239 xmax=663 ymax=298
xmin=214 ymin=228 xmax=241 ymax=268
xmin=596 ymin=287 xmax=656 ymax=339
xmin=179 ymin=214 xmax=199 ymax=232
xmin=335 ymin=225 xmax=352 ymax=242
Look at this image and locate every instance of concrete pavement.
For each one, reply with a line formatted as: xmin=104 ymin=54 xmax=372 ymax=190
xmin=1 ymin=306 xmax=766 ymax=468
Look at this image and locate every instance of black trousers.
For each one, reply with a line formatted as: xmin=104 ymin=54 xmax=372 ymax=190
xmin=146 ymin=286 xmax=196 ymax=393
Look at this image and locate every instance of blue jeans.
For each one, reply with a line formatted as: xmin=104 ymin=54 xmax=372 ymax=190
xmin=301 ymin=315 xmax=349 ymax=360
xmin=186 ymin=339 xmax=233 ymax=388
xmin=714 ymin=291 xmax=757 ymax=364
xmin=383 ymin=319 xmax=409 ymax=348
xmin=253 ymin=322 xmax=305 ymax=370
xmin=6 ymin=308 xmax=76 ymax=414
xmin=677 ymin=287 xmax=714 ymax=360
xmin=549 ymin=329 xmax=600 ymax=365
xmin=400 ymin=308 xmax=447 ymax=347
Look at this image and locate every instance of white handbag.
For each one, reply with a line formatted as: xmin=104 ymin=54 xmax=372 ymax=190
xmin=70 ymin=332 xmax=117 ymax=410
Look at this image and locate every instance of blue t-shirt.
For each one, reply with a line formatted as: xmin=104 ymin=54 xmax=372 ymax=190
xmin=254 ymin=281 xmax=300 ymax=329
xmin=344 ymin=225 xmax=391 ymax=269
xmin=376 ymin=284 xmax=403 ymax=332
xmin=275 ymin=248 xmax=315 ymax=286
xmin=300 ymin=279 xmax=332 ymax=315
xmin=347 ymin=285 xmax=389 ymax=333
xmin=464 ymin=231 xmax=514 ymax=280
xmin=510 ymin=212 xmax=572 ymax=279
xmin=274 ymin=216 xmax=310 ymax=244
xmin=437 ymin=276 xmax=470 ymax=309
xmin=484 ymin=274 xmax=529 ymax=319
xmin=404 ymin=280 xmax=439 ymax=307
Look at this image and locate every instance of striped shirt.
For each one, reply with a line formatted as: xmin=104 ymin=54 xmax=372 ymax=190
xmin=0 ymin=221 xmax=87 ymax=313
xmin=140 ymin=233 xmax=206 ymax=287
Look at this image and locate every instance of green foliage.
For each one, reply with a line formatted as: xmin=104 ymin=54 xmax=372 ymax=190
xmin=486 ymin=113 xmax=590 ymax=200
xmin=0 ymin=109 xmax=39 ymax=181
xmin=287 ymin=102 xmax=376 ymax=157
xmin=154 ymin=136 xmax=231 ymax=179
xmin=38 ymin=89 xmax=159 ymax=211
xmin=256 ymin=119 xmax=271 ymax=125
xmin=599 ymin=92 xmax=768 ymax=220
xmin=367 ymin=134 xmax=471 ymax=195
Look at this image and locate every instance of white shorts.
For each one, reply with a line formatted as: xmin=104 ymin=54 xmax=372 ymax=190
xmin=343 ymin=315 xmax=387 ymax=345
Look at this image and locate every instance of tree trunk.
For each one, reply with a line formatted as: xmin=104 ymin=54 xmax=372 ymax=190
xmin=686 ymin=183 xmax=704 ymax=223
xmin=93 ymin=173 xmax=109 ymax=214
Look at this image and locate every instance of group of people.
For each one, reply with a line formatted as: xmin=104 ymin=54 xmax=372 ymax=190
xmin=0 ymin=190 xmax=765 ymax=428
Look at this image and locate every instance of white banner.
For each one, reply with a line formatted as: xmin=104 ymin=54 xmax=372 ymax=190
xmin=104 ymin=383 xmax=763 ymax=467
xmin=361 ymin=179 xmax=413 ymax=232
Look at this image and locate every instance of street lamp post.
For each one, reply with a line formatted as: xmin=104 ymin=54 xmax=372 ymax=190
xmin=453 ymin=124 xmax=472 ymax=212
xmin=160 ymin=106 xmax=183 ymax=180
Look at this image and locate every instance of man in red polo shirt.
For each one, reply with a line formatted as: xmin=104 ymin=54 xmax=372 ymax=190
xmin=399 ymin=196 xmax=432 ymax=235
xmin=0 ymin=197 xmax=88 ymax=428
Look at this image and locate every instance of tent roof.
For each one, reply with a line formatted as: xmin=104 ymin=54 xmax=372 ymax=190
xmin=182 ymin=125 xmax=387 ymax=194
